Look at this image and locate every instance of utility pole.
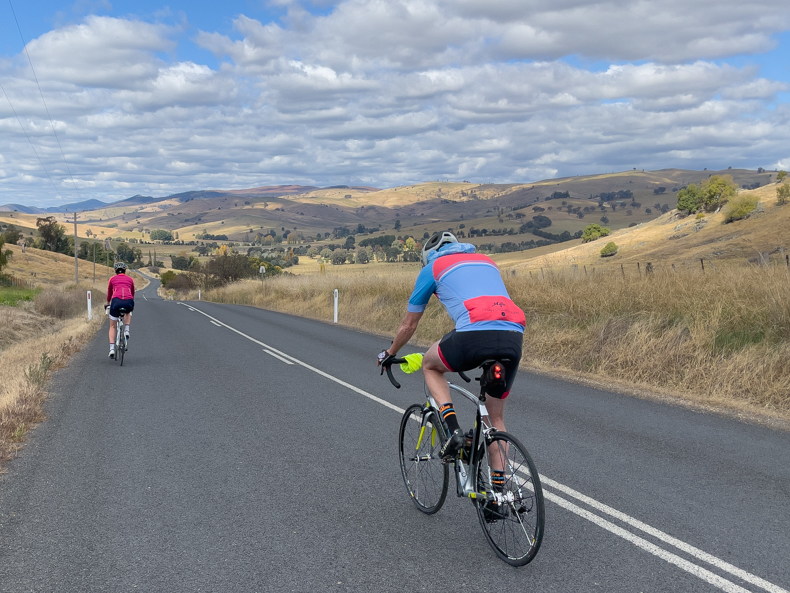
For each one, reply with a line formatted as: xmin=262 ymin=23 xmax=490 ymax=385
xmin=93 ymin=243 xmax=96 ymax=284
xmin=73 ymin=213 xmax=79 ymax=285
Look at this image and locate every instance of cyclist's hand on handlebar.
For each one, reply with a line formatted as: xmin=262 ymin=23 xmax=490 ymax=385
xmin=377 ymin=349 xmax=396 ymax=375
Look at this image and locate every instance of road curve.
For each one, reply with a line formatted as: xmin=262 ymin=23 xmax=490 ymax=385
xmin=1 ymin=281 xmax=788 ymax=592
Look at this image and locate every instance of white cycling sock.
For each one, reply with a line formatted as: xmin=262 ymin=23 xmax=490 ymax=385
xmin=124 ymin=325 xmax=130 ymax=332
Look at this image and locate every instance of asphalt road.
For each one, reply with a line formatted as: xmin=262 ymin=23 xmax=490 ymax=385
xmin=1 ymin=279 xmax=788 ymax=592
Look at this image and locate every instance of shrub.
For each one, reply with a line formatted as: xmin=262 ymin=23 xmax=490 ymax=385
xmin=160 ymin=270 xmax=177 ymax=286
xmin=696 ymin=212 xmax=705 ymax=219
xmin=581 ymin=224 xmax=610 ymax=243
xmin=600 ymin=242 xmax=618 ymax=257
xmin=778 ymin=183 xmax=790 ymax=205
xmin=777 ymin=170 xmax=787 ymax=183
xmin=34 ymin=287 xmax=106 ymax=319
xmin=723 ymin=194 xmax=759 ymax=222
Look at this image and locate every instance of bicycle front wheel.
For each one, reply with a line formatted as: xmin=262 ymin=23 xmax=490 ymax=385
xmin=399 ymin=404 xmax=449 ymax=514
xmin=473 ymin=431 xmax=544 ymax=566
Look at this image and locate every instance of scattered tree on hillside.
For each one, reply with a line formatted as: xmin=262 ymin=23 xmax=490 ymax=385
xmin=581 ymin=223 xmax=611 ymax=243
xmin=777 ymin=170 xmax=787 ymax=183
xmin=600 ymin=242 xmax=618 ymax=257
xmin=2 ymin=224 xmax=22 ymax=244
xmin=36 ymin=216 xmax=68 ymax=252
xmin=777 ymin=183 xmax=790 ymax=205
xmin=150 ymin=229 xmax=173 ymax=241
xmin=677 ymin=175 xmax=737 ymax=214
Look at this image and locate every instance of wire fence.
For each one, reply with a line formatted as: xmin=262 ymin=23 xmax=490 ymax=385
xmin=508 ymin=249 xmax=790 ymax=279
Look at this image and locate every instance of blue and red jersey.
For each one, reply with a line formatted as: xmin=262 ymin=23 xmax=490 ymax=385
xmin=407 ymin=243 xmax=525 ymax=333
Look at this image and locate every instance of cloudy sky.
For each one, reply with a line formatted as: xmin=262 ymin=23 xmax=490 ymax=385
xmin=1 ymin=0 xmax=789 ymax=207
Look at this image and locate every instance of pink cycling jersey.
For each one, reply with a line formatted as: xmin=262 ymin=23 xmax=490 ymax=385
xmin=107 ymin=274 xmax=135 ymax=302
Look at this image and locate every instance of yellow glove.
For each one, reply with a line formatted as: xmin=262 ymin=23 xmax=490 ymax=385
xmin=400 ymin=353 xmax=424 ymax=374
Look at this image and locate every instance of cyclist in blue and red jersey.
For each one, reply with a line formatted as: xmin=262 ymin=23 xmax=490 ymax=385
xmin=378 ymin=231 xmax=526 ymax=462
xmin=106 ymin=261 xmax=135 ymax=359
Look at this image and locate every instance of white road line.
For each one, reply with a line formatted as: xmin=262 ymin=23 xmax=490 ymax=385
xmin=210 ymin=320 xmax=221 ymax=327
xmin=545 ymin=491 xmax=752 ymax=593
xmin=263 ymin=349 xmax=294 ymax=365
xmin=539 ymin=477 xmax=787 ymax=593
xmin=178 ymin=303 xmax=786 ymax=593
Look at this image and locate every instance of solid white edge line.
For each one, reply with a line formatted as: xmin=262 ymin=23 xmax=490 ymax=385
xmin=179 ymin=303 xmax=786 ymax=593
xmin=210 ymin=320 xmax=221 ymax=327
xmin=263 ymin=349 xmax=294 ymax=365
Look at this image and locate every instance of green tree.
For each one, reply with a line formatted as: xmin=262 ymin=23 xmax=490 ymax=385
xmin=3 ymin=224 xmax=23 ymax=244
xmin=356 ymin=249 xmax=369 ymax=264
xmin=581 ymin=223 xmax=610 ymax=243
xmin=0 ymin=236 xmax=12 ymax=273
xmin=331 ymin=248 xmax=348 ymax=265
xmin=777 ymin=183 xmax=790 ymax=205
xmin=677 ymin=184 xmax=704 ymax=214
xmin=150 ymin=229 xmax=173 ymax=241
xmin=777 ymin=170 xmax=787 ymax=183
xmin=393 ymin=219 xmax=402 ymax=231
xmin=701 ymin=175 xmax=737 ymax=211
xmin=36 ymin=216 xmax=68 ymax=252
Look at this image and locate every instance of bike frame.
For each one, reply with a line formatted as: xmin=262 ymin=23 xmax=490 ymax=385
xmin=418 ymin=381 xmax=495 ymax=500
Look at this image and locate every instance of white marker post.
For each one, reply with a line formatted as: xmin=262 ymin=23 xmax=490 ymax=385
xmin=260 ymin=265 xmax=266 ymax=284
xmin=333 ymin=289 xmax=338 ymax=324
xmin=198 ymin=289 xmax=201 ymax=300
xmin=87 ymin=290 xmax=92 ymax=320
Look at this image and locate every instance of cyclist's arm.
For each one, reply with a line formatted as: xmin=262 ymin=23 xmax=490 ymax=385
xmin=106 ymin=277 xmax=114 ymax=303
xmin=387 ymin=311 xmax=423 ymax=356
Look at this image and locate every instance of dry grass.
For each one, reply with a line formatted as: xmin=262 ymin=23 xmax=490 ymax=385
xmin=0 ymin=309 xmax=104 ymax=466
xmin=0 ymin=279 xmax=113 ymax=467
xmin=195 ymin=263 xmax=790 ymax=419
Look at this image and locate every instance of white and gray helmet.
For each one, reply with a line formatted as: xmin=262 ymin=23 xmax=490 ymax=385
xmin=421 ymin=231 xmax=458 ymax=267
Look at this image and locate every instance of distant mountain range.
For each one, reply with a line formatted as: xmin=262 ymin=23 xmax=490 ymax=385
xmin=0 ymin=198 xmax=109 ymax=214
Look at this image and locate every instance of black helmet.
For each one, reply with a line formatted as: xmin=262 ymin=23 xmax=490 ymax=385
xmin=114 ymin=261 xmax=128 ymax=272
xmin=421 ymin=231 xmax=458 ymax=266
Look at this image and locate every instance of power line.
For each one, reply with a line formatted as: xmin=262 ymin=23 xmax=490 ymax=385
xmin=0 ymin=78 xmax=67 ymax=205
xmin=8 ymin=0 xmax=83 ymax=208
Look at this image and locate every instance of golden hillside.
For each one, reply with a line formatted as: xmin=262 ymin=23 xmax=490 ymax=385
xmin=504 ymin=184 xmax=788 ymax=272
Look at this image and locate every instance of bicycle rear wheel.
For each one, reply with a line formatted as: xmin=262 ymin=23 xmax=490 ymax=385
xmin=399 ymin=404 xmax=449 ymax=514
xmin=117 ymin=322 xmax=124 ymax=366
xmin=473 ymin=431 xmax=544 ymax=566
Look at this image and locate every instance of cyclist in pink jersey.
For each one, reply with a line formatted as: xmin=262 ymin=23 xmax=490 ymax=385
xmin=378 ymin=231 xmax=526 ymax=464
xmin=106 ymin=261 xmax=135 ymax=359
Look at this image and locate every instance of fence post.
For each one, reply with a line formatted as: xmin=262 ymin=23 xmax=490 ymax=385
xmin=786 ymin=254 xmax=789 ymax=268
xmin=87 ymin=291 xmax=92 ymax=320
xmin=700 ymin=258 xmax=705 ymax=273
xmin=620 ymin=264 xmax=625 ymax=278
xmin=333 ymin=289 xmax=338 ymax=324
xmin=637 ymin=262 xmax=641 ymax=275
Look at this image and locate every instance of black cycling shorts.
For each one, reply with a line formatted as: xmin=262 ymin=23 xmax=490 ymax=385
xmin=109 ymin=298 xmax=134 ymax=320
xmin=437 ymin=330 xmax=523 ymax=399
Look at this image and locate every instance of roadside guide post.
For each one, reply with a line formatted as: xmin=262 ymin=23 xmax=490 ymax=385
xmin=87 ymin=291 xmax=92 ymax=320
xmin=333 ymin=289 xmax=338 ymax=324
xmin=260 ymin=265 xmax=266 ymax=284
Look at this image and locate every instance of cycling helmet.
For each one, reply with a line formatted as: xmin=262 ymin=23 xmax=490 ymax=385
xmin=114 ymin=261 xmax=128 ymax=273
xmin=421 ymin=231 xmax=458 ymax=267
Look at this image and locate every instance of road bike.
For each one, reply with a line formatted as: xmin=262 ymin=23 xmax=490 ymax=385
xmin=384 ymin=357 xmax=545 ymax=566
xmin=106 ymin=306 xmax=130 ymax=366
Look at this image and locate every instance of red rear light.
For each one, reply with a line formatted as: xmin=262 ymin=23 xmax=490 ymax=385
xmin=494 ymin=364 xmax=502 ymax=379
